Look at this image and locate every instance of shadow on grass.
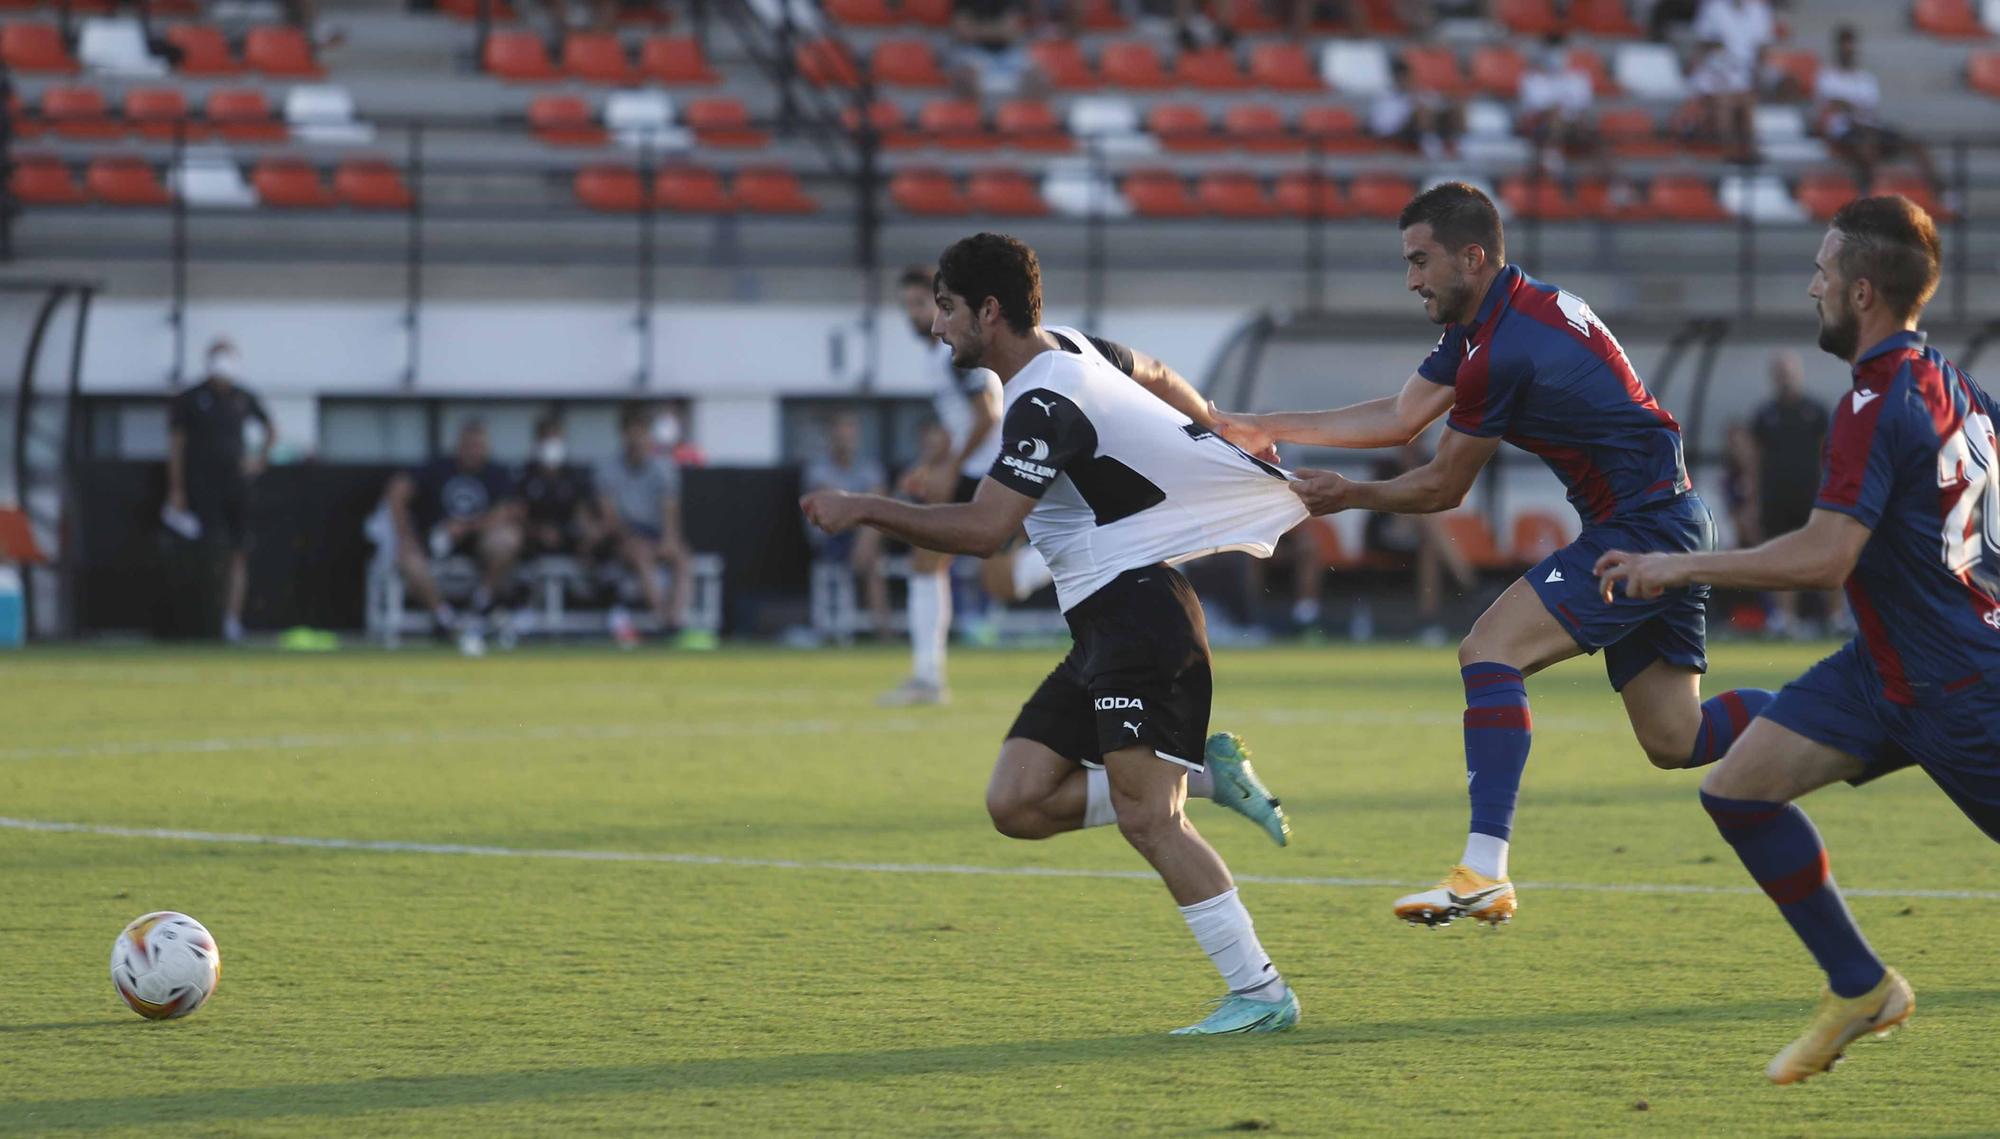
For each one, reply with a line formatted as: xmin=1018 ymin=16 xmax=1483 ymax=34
xmin=6 ymin=991 xmax=1994 ymax=1131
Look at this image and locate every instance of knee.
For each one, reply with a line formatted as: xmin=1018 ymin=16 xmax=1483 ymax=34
xmin=1636 ymin=726 xmax=1689 ymax=770
xmin=1114 ymin=799 xmax=1184 ymax=852
xmin=985 ymin=791 xmax=1051 ymax=840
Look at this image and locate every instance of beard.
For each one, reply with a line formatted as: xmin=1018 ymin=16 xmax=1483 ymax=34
xmin=1816 ymin=298 xmax=1860 ymax=361
xmin=1427 ymin=276 xmax=1478 ymax=326
xmin=948 ymin=334 xmax=983 ymax=370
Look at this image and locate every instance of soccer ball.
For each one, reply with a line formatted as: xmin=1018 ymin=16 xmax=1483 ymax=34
xmin=109 ymin=911 xmax=221 ymax=1020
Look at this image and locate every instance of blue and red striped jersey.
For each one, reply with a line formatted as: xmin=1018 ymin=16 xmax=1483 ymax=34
xmin=1419 ymin=265 xmax=1690 ymax=525
xmin=1816 ymin=331 xmax=2000 ymax=704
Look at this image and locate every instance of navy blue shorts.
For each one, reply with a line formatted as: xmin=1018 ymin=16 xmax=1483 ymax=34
xmin=1528 ymin=494 xmax=1715 ymax=692
xmin=1764 ymin=639 xmax=2000 ymax=843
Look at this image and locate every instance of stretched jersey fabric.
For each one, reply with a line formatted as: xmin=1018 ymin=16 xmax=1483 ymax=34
xmin=1419 ymin=265 xmax=1691 ymax=525
xmin=1815 ymin=331 xmax=2000 ymax=704
xmin=985 ymin=326 xmax=1309 ymax=612
xmin=929 ymin=340 xmax=1004 ymax=479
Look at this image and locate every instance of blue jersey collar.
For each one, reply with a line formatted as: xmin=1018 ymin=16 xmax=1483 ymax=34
xmin=1853 ymin=329 xmax=1926 ymax=373
xmin=1462 ymin=265 xmax=1521 ymax=334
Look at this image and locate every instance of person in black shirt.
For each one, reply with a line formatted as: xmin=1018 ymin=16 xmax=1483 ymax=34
xmin=518 ymin=413 xmax=602 ymax=561
xmin=1745 ymin=350 xmax=1839 ymax=636
xmin=166 ymin=338 xmax=275 ymax=643
xmin=381 ymin=419 xmax=523 ymax=648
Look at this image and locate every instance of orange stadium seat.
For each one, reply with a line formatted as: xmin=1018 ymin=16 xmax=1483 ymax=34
xmin=563 ymin=31 xmax=636 ymax=83
xmin=2 ymin=22 xmax=78 ymax=73
xmin=1029 ymin=40 xmax=1097 ymax=90
xmin=1147 ymin=102 xmax=1222 ymax=151
xmin=1576 ymin=177 xmax=1651 ymax=221
xmin=86 ymin=156 xmax=172 ymax=206
xmin=654 ymin=166 xmax=733 ymax=212
xmin=1354 ymin=0 xmax=1407 ymax=34
xmin=1178 ymin=46 xmax=1250 ymax=90
xmin=684 ymin=98 xmax=769 ymax=147
xmin=126 ymin=88 xmax=203 ymax=142
xmin=206 ymin=88 xmax=288 ymax=143
xmin=1501 ymin=174 xmax=1579 ymax=221
xmin=890 ymin=168 xmax=970 ymax=214
xmin=1123 ymin=170 xmax=1202 ymax=217
xmin=841 ymin=100 xmax=914 ymax=147
xmin=334 ymin=159 xmax=413 ymax=210
xmin=640 ymin=36 xmax=720 ymax=84
xmin=1872 ymin=170 xmax=1953 ymax=220
xmin=1440 ymin=512 xmax=1509 ymax=570
xmin=1764 ymin=49 xmax=1819 ymax=97
xmin=1572 ymin=0 xmax=1641 ymax=37
xmin=1249 ymin=43 xmax=1321 ymax=91
xmin=967 ymin=167 xmax=1047 ymax=215
xmin=41 ymin=85 xmax=121 ymax=140
xmin=439 ymin=0 xmax=521 ymax=18
xmin=530 ymin=95 xmax=606 ymax=146
xmin=1223 ymin=103 xmax=1299 ymax=152
xmin=1567 ymin=46 xmax=1618 ymax=97
xmin=1101 ymin=40 xmax=1171 ymax=88
xmin=873 ymin=37 xmax=948 ymax=87
xmin=1509 ymin=511 xmax=1570 ymax=564
xmin=1299 ymin=105 xmax=1376 ymax=153
xmin=1197 ymin=172 xmax=1278 ymax=218
xmin=1494 ymin=0 xmax=1559 ymax=36
xmin=917 ymin=98 xmax=992 ymax=149
xmin=994 ymin=99 xmax=1069 ymax=151
xmin=252 ymin=158 xmax=336 ymax=207
xmin=1350 ymin=172 xmax=1415 ymax=217
xmin=1970 ymin=51 xmax=2000 ymax=96
xmin=245 ymin=25 xmax=323 ymax=77
xmin=575 ymin=165 xmax=643 ymax=211
xmin=1471 ymin=45 xmax=1527 ymax=99
xmin=1914 ymin=0 xmax=1990 ymax=39
xmin=1217 ymin=0 xmax=1280 ymax=33
xmin=1795 ymin=170 xmax=1859 ymax=221
xmin=165 ymin=25 xmax=240 ymax=75
xmin=903 ymin=0 xmax=952 ymax=26
xmin=1648 ymin=174 xmax=1729 ymax=222
xmin=824 ymin=0 xmax=896 ymax=26
xmin=485 ymin=30 xmax=556 ymax=80
xmin=796 ymin=38 xmax=863 ymax=87
xmin=1275 ymin=171 xmax=1349 ymax=217
xmin=1402 ymin=46 xmax=1467 ymax=96
xmin=733 ymin=167 xmax=818 ymax=213
xmin=1078 ymin=0 xmax=1130 ymax=30
xmin=10 ymin=156 xmax=87 ymax=205
xmin=1598 ymin=108 xmax=1669 ymax=156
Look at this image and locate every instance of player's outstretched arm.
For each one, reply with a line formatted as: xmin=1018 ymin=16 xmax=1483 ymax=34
xmin=1211 ymin=372 xmax=1455 ymax=454
xmin=1290 ymin=427 xmax=1500 ymax=516
xmin=1595 ymin=509 xmax=1871 ymax=601
xmin=801 ymin=478 xmax=1036 ymax=559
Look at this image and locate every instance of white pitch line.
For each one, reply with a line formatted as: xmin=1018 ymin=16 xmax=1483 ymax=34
xmin=4 ymin=816 xmax=1996 ymax=901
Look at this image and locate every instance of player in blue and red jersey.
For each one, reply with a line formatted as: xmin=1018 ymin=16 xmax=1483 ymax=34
xmin=1598 ymin=196 xmax=1997 ymax=1084
xmin=1214 ymin=183 xmax=1776 ymax=927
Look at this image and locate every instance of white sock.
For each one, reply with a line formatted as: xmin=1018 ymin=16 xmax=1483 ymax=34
xmin=907 ymin=572 xmax=949 ymax=687
xmin=1011 ymin=545 xmax=1053 ymax=599
xmin=1083 ymin=767 xmax=1117 ymax=828
xmin=1462 ymin=832 xmax=1509 ymax=880
xmin=1184 ymin=766 xmax=1214 ymax=799
xmin=1179 ymin=888 xmax=1285 ymax=1000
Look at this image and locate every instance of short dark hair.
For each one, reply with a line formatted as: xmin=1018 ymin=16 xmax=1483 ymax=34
xmin=619 ymin=404 xmax=654 ymax=433
xmin=897 ymin=264 xmax=934 ymax=291
xmin=1831 ymin=195 xmax=1940 ymax=321
xmin=1399 ymin=182 xmax=1505 ymax=266
xmin=1833 ymin=22 xmax=1856 ymax=44
xmin=936 ymin=233 xmax=1041 ymax=335
xmin=533 ymin=412 xmax=563 ymax=439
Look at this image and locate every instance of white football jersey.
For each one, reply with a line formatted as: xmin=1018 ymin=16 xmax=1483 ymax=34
xmin=929 ymin=340 xmax=1004 ymax=479
xmin=986 ymin=326 xmax=1309 ymax=611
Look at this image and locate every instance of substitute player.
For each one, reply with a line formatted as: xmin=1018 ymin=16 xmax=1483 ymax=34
xmin=1211 ymin=183 xmax=1773 ymax=927
xmin=1598 ymin=196 xmax=1996 ymax=1084
xmin=804 ymin=234 xmax=1305 ymax=1034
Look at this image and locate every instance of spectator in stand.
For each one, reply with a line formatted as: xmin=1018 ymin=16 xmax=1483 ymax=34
xmin=1676 ymin=0 xmax=1774 ymax=162
xmin=518 ymin=413 xmax=603 ymax=564
xmin=597 ymin=404 xmax=709 ymax=649
xmin=1743 ymin=350 xmax=1843 ymax=638
xmin=165 ymin=337 xmax=276 ymax=644
xmin=381 ymin=419 xmax=522 ymax=654
xmin=1720 ymin=420 xmax=1760 ymax=553
xmin=1517 ymin=33 xmax=1600 ymax=176
xmin=803 ymin=413 xmax=893 ymax=640
xmin=1361 ymin=442 xmax=1476 ymax=646
xmin=1370 ymin=57 xmax=1461 ymax=161
xmin=1816 ymin=24 xmax=1947 ymax=207
xmin=1645 ymin=0 xmax=1701 ymax=41
xmin=950 ymin=0 xmax=1043 ymax=100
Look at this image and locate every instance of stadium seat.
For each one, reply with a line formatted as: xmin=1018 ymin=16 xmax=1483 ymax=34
xmin=823 ymin=0 xmax=896 ymax=26
xmin=1471 ymin=45 xmax=1527 ymax=98
xmin=654 ymin=166 xmax=733 ymax=212
xmin=1648 ymin=174 xmax=1729 ymax=222
xmin=902 ymin=0 xmax=952 ymax=26
xmin=1572 ymin=0 xmax=1641 ymax=37
xmin=1598 ymin=108 xmax=1669 ymax=157
xmin=1614 ymin=43 xmax=1684 ymax=99
xmin=890 ymin=168 xmax=970 ymax=214
xmin=485 ymin=30 xmax=556 ymax=81
xmin=1439 ymin=512 xmax=1509 ymax=570
xmin=796 ymin=38 xmax=863 ymax=88
xmin=2 ymin=22 xmax=79 ymax=73
xmin=967 ymin=168 xmax=1047 ymax=215
xmin=1299 ymin=105 xmax=1376 ymax=153
xmin=1764 ymin=49 xmax=1820 ymax=98
xmin=917 ymin=98 xmax=991 ymax=149
xmin=333 ymin=159 xmax=412 ymax=210
xmin=1223 ymin=103 xmax=1299 ymax=152
xmin=41 ymin=85 xmax=122 ymax=141
xmin=170 ymin=151 xmax=255 ymax=206
xmin=1794 ymin=170 xmax=1859 ymax=221
xmin=1217 ymin=0 xmax=1280 ymax=33
xmin=1077 ymin=0 xmax=1130 ymax=30
xmin=575 ymin=165 xmax=643 ymax=211
xmin=994 ymin=99 xmax=1069 ymax=151
xmin=1196 ymin=172 xmax=1278 ymax=218
xmin=1500 ymin=174 xmax=1579 ymax=221
xmin=872 ymin=37 xmax=947 ymax=87
xmin=1353 ymin=0 xmax=1408 ymax=33
xmin=1067 ymin=95 xmax=1141 ymax=141
xmin=1719 ymin=172 xmax=1806 ymax=222
xmin=1349 ymin=172 xmax=1415 ymax=218
xmin=1322 ymin=41 xmax=1392 ymax=96
xmin=1100 ymin=40 xmax=1171 ymax=89
xmin=1248 ymin=43 xmax=1321 ymax=92
xmin=563 ymin=31 xmax=636 ymax=83
xmin=1509 ymin=511 xmax=1569 ymax=564
xmin=1914 ymin=0 xmax=1989 ymax=38
xmin=10 ymin=155 xmax=87 ymax=205
xmin=1178 ymin=46 xmax=1249 ymax=90
xmin=244 ymin=25 xmax=323 ymax=78
xmin=1567 ymin=46 xmax=1618 ymax=97
xmin=1123 ymin=170 xmax=1202 ymax=217
xmin=78 ymin=17 xmax=165 ymax=77
xmin=1575 ymin=177 xmax=1649 ymax=221
xmin=8 ymin=92 xmax=43 ymax=141
xmin=164 ymin=24 xmax=239 ymax=75
xmin=252 ymin=158 xmax=336 ymax=207
xmin=1494 ymin=0 xmax=1559 ymax=36
xmin=640 ymin=36 xmax=720 ymax=85
xmin=1274 ymin=170 xmax=1348 ymax=217
xmin=126 ymin=87 xmax=201 ymax=142
xmin=604 ymin=90 xmax=675 ymax=146
xmin=684 ymin=98 xmax=769 ymax=147
xmin=841 ymin=100 xmax=914 ymax=147
xmin=733 ymin=167 xmax=818 ymax=213
xmin=1029 ymin=40 xmax=1097 ymax=90
xmin=86 ymin=155 xmax=171 ymax=206
xmin=206 ymin=88 xmax=288 ymax=143
xmin=1147 ymin=103 xmax=1221 ymax=152
xmin=1872 ymin=170 xmax=1953 ymax=220
xmin=438 ymin=0 xmax=521 ymax=17
xmin=1401 ymin=46 xmax=1468 ymax=96
xmin=530 ymin=95 xmax=606 ymax=146
xmin=1971 ymin=51 xmax=2000 ymax=96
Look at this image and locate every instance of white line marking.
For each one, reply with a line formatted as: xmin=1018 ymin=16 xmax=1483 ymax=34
xmin=5 ymin=817 xmax=1995 ymax=901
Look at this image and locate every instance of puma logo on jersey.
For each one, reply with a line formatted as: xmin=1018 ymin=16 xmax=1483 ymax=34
xmin=1016 ymin=437 xmax=1050 ymax=461
xmin=1545 ymin=568 xmax=1565 ymax=584
xmin=1123 ymin=721 xmax=1143 ymax=737
xmin=1028 ymin=396 xmax=1059 ymax=416
xmin=1853 ymin=389 xmax=1883 ymax=413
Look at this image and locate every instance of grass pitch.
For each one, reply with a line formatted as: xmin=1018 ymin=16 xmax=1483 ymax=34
xmin=2 ymin=642 xmax=1995 ymax=1137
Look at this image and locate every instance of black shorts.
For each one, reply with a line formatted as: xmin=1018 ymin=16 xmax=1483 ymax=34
xmin=188 ymin=476 xmax=249 ymax=551
xmin=1006 ymin=563 xmax=1213 ymax=770
xmin=954 ymin=474 xmax=981 ymax=504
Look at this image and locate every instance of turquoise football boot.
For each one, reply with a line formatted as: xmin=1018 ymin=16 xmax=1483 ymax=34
xmin=1169 ymin=988 xmax=1301 ymax=1036
xmin=1203 ymin=731 xmax=1291 ymax=847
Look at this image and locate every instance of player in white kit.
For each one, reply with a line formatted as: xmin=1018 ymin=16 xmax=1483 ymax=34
xmin=804 ymin=234 xmax=1307 ymax=1034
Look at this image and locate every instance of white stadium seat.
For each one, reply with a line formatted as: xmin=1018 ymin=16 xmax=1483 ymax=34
xmin=1719 ymin=173 xmax=1806 ymax=223
xmin=79 ymin=18 xmax=166 ymax=77
xmin=1042 ymin=160 xmax=1133 ymax=218
xmin=171 ymin=149 xmax=258 ymax=208
xmin=604 ymin=90 xmax=691 ymax=150
xmin=1321 ymin=40 xmax=1392 ymax=97
xmin=1614 ymin=43 xmax=1686 ymax=101
xmin=285 ymin=85 xmax=374 ymax=144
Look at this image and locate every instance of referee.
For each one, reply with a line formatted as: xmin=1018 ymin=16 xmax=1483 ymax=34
xmin=166 ymin=338 xmax=275 ymax=643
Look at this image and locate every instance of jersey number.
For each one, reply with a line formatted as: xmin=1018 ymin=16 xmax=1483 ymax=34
xmin=1938 ymin=407 xmax=2000 ymax=592
xmin=1556 ymin=291 xmax=1627 ymax=358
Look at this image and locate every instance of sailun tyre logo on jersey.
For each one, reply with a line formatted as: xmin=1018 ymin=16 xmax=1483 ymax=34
xmin=1002 ymin=453 xmax=1058 ymax=484
xmin=1017 ymin=437 xmax=1051 ymax=461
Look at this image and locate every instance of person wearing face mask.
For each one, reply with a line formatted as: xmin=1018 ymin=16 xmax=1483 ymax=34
xmin=518 ymin=413 xmax=603 ymax=568
xmin=595 ymin=403 xmax=711 ymax=650
xmin=166 ymin=337 xmax=276 ymax=644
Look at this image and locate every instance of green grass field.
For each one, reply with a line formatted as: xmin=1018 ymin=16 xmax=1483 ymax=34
xmin=3 ymin=642 xmax=1996 ymax=1137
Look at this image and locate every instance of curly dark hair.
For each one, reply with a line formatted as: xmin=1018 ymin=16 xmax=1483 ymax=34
xmin=1398 ymin=182 xmax=1506 ymax=266
xmin=935 ymin=233 xmax=1041 ymax=335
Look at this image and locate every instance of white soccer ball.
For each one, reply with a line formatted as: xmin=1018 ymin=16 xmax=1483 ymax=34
xmin=109 ymin=911 xmax=221 ymax=1020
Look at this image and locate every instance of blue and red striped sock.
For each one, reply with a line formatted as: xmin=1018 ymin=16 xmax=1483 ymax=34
xmin=1463 ymin=663 xmax=1532 ymax=848
xmin=1700 ymin=791 xmax=1885 ymax=997
xmin=1686 ymin=689 xmax=1776 ymax=768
